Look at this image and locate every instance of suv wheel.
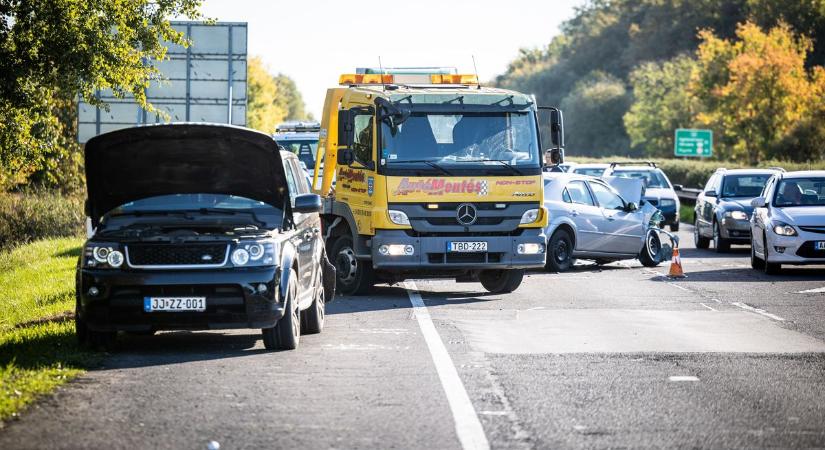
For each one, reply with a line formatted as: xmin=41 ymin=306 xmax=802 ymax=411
xmin=479 ymin=269 xmax=524 ymax=293
xmin=330 ymin=236 xmax=375 ymax=296
xmin=301 ymin=270 xmax=325 ymax=335
xmin=75 ymin=297 xmax=117 ymax=351
xmin=262 ymin=273 xmax=300 ymax=350
xmin=694 ymin=219 xmax=710 ymax=249
xmin=546 ymin=229 xmax=574 ymax=272
xmin=713 ymin=221 xmax=730 ymax=253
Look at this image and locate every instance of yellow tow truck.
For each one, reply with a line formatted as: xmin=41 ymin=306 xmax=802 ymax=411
xmin=312 ymin=68 xmax=565 ymax=294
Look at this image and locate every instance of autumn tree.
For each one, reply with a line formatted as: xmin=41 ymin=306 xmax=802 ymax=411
xmin=247 ymin=57 xmax=310 ymax=134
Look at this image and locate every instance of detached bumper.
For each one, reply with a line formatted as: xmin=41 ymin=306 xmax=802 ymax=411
xmin=370 ymin=229 xmax=547 ymax=270
xmin=77 ymin=267 xmax=284 ymax=332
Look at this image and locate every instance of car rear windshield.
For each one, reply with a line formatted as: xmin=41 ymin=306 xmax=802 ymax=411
xmin=721 ymin=174 xmax=771 ymax=197
xmin=612 ymin=170 xmax=670 ymax=189
xmin=276 ymin=140 xmax=317 ymax=169
xmin=113 ymin=194 xmax=279 ymax=213
xmin=572 ymin=167 xmax=605 ymax=177
xmin=774 ymin=178 xmax=825 ymax=207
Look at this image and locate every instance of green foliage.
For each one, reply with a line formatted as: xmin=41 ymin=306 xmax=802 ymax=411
xmin=247 ymin=56 xmax=310 ymax=134
xmin=0 ymin=191 xmax=84 ymax=251
xmin=624 ymin=55 xmax=699 ymax=157
xmin=0 ymin=0 xmax=204 ymax=190
xmin=0 ymin=237 xmax=99 ymax=421
xmin=560 ymin=72 xmax=632 ymax=156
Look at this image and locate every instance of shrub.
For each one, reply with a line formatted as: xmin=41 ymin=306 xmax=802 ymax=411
xmin=0 ymin=191 xmax=84 ymax=251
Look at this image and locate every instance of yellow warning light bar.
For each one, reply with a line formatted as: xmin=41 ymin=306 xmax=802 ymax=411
xmin=338 ymin=73 xmax=480 ymax=86
xmin=430 ymin=74 xmax=479 ymax=85
xmin=339 ymin=74 xmax=394 ymax=85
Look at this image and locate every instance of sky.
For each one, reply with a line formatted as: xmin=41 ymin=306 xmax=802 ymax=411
xmin=196 ymin=0 xmax=586 ymax=119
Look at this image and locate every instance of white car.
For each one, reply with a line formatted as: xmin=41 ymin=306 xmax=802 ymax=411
xmin=750 ymin=170 xmax=825 ymax=274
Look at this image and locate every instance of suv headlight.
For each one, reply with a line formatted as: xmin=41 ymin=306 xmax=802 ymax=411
xmin=388 ymin=210 xmax=410 ymax=226
xmin=83 ymin=243 xmax=124 ymax=269
xmin=726 ymin=210 xmax=749 ymax=220
xmin=232 ymin=240 xmax=278 ymax=267
xmin=772 ymin=222 xmax=797 ymax=236
xmin=520 ymin=209 xmax=540 ymax=224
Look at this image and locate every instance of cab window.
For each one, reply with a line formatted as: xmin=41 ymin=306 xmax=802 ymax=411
xmin=589 ymin=182 xmax=625 ymax=210
xmin=352 ymin=114 xmax=373 ymax=164
xmin=563 ymin=180 xmax=595 ymax=206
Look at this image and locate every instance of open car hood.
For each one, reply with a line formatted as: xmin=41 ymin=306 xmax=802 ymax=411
xmin=84 ymin=124 xmax=288 ymax=225
xmin=603 ymin=176 xmax=644 ymax=205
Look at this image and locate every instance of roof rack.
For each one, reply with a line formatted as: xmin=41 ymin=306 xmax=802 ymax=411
xmin=609 ymin=161 xmax=657 ymax=169
xmin=767 ymin=166 xmax=786 ymax=172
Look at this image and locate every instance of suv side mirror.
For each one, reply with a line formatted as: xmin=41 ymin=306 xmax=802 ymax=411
xmin=294 ymin=193 xmax=322 ymax=213
xmin=751 ymin=197 xmax=766 ymax=208
xmin=673 ymin=184 xmax=684 ymax=191
xmin=550 ymin=109 xmax=564 ymax=149
xmin=705 ymin=190 xmax=717 ymax=197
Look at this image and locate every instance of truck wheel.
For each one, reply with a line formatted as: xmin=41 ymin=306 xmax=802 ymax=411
xmin=546 ymin=229 xmax=574 ymax=272
xmin=330 ymin=236 xmax=375 ymax=296
xmin=262 ymin=273 xmax=300 ymax=350
xmin=713 ymin=221 xmax=730 ymax=253
xmin=301 ymin=270 xmax=325 ymax=335
xmin=639 ymin=230 xmax=662 ymax=267
xmin=694 ymin=218 xmax=710 ymax=249
xmin=479 ymin=269 xmax=524 ymax=293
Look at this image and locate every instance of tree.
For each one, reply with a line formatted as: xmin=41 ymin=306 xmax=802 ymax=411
xmin=0 ymin=0 xmax=203 ymax=189
xmin=692 ymin=22 xmax=821 ymax=163
xmin=247 ymin=57 xmax=310 ymax=134
xmin=559 ymin=71 xmax=633 ymax=156
xmin=624 ymin=55 xmax=699 ymax=157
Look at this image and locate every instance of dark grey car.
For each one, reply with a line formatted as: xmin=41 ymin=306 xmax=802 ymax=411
xmin=694 ymin=168 xmax=780 ymax=252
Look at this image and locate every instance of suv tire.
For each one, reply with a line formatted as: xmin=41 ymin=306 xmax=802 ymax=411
xmin=262 ymin=273 xmax=300 ymax=350
xmin=301 ymin=270 xmax=325 ymax=335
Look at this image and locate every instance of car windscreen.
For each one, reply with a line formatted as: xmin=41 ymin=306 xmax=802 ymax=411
xmin=720 ymin=174 xmax=772 ymax=198
xmin=112 ymin=194 xmax=281 ymax=213
xmin=773 ymin=178 xmax=825 ymax=207
xmin=612 ymin=170 xmax=670 ymax=188
xmin=276 ymin=140 xmax=317 ymax=169
xmin=380 ymin=112 xmax=540 ymax=171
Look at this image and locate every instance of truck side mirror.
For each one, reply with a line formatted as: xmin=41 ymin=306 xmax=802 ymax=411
xmin=337 ymin=109 xmax=354 ymax=165
xmin=550 ymin=109 xmax=564 ymax=149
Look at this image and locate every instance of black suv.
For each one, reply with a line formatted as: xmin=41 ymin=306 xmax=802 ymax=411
xmin=694 ymin=168 xmax=780 ymax=252
xmin=76 ymin=124 xmax=335 ymax=351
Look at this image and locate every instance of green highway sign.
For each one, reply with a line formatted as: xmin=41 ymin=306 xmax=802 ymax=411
xmin=674 ymin=128 xmax=712 ymax=157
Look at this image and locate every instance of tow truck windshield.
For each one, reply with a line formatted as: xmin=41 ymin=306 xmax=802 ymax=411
xmin=380 ymin=112 xmax=540 ymax=174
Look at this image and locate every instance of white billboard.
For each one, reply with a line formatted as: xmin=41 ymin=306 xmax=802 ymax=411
xmin=78 ymin=21 xmax=247 ymax=143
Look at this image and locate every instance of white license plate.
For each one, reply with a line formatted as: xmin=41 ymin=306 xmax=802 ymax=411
xmin=447 ymin=241 xmax=488 ymax=252
xmin=816 ymin=241 xmax=825 ymax=250
xmin=144 ymin=297 xmax=206 ymax=312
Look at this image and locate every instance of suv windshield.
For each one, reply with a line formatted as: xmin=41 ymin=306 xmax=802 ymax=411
xmin=113 ymin=194 xmax=278 ymax=213
xmin=612 ymin=169 xmax=670 ymax=189
xmin=774 ymin=178 xmax=825 ymax=207
xmin=380 ymin=112 xmax=540 ymax=173
xmin=721 ymin=174 xmax=771 ymax=198
xmin=276 ymin=140 xmax=317 ymax=169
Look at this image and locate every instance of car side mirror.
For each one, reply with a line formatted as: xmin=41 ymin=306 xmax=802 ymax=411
xmin=705 ymin=190 xmax=717 ymax=197
xmin=625 ymin=202 xmax=638 ymax=212
xmin=751 ymin=197 xmax=766 ymax=208
xmin=673 ymin=184 xmax=683 ymax=191
xmin=293 ymin=193 xmax=322 ymax=213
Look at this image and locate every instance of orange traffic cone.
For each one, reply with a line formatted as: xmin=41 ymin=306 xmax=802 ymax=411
xmin=668 ymin=246 xmax=686 ymax=278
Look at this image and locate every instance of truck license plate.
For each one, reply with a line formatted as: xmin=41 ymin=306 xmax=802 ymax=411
xmin=816 ymin=241 xmax=825 ymax=250
xmin=144 ymin=297 xmax=206 ymax=312
xmin=447 ymin=241 xmax=488 ymax=252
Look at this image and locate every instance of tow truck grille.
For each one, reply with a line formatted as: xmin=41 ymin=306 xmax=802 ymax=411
xmin=126 ymin=243 xmax=229 ymax=268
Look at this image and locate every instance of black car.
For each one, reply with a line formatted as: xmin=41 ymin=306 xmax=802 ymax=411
xmin=76 ymin=124 xmax=335 ymax=351
xmin=694 ymin=168 xmax=780 ymax=252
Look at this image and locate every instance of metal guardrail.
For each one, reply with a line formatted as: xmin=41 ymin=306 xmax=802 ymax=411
xmin=676 ymin=187 xmax=702 ymax=204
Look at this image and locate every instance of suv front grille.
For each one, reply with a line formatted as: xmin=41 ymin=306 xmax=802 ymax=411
xmin=126 ymin=243 xmax=229 ymax=268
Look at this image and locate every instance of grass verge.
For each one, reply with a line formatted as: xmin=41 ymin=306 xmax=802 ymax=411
xmin=680 ymin=204 xmax=694 ymax=224
xmin=0 ymin=237 xmax=101 ymax=423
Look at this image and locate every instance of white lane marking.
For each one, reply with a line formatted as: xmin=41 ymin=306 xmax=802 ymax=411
xmin=699 ymin=303 xmax=716 ymax=311
xmin=525 ymin=307 xmax=545 ymax=311
xmin=358 ymin=328 xmax=412 ymax=335
xmin=731 ymin=302 xmax=785 ymax=322
xmin=404 ymin=281 xmax=490 ymax=450
xmin=669 ymin=376 xmax=699 ymax=382
xmin=669 ymin=283 xmax=690 ymax=292
xmin=477 ymin=410 xmax=508 ymax=416
xmin=796 ymin=286 xmax=825 ymax=294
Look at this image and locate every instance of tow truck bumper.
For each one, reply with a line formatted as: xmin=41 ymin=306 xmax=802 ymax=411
xmin=371 ymin=229 xmax=546 ymax=270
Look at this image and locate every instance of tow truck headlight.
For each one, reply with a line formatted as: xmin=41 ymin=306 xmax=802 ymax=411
xmin=726 ymin=210 xmax=749 ymax=220
xmin=772 ymin=222 xmax=797 ymax=236
xmin=233 ymin=240 xmax=278 ymax=266
xmin=83 ymin=243 xmax=123 ymax=269
xmin=520 ymin=209 xmax=540 ymax=224
xmin=378 ymin=244 xmax=414 ymax=256
xmin=517 ymin=243 xmax=545 ymax=254
xmin=388 ymin=210 xmax=410 ymax=226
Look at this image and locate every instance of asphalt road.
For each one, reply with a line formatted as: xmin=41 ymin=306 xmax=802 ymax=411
xmin=2 ymin=223 xmax=825 ymax=449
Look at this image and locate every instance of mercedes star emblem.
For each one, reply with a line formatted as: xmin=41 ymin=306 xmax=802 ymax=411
xmin=456 ymin=203 xmax=478 ymax=226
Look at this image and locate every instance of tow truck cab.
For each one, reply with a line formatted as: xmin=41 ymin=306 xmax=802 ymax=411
xmin=313 ymin=68 xmax=565 ymax=295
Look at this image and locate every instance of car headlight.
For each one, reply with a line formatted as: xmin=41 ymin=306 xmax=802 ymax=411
xmin=388 ymin=210 xmax=410 ymax=226
xmin=232 ymin=240 xmax=278 ymax=266
xmin=520 ymin=209 xmax=540 ymax=224
xmin=83 ymin=243 xmax=124 ymax=269
xmin=659 ymin=199 xmax=676 ymax=207
xmin=726 ymin=210 xmax=749 ymax=220
xmin=772 ymin=222 xmax=797 ymax=236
